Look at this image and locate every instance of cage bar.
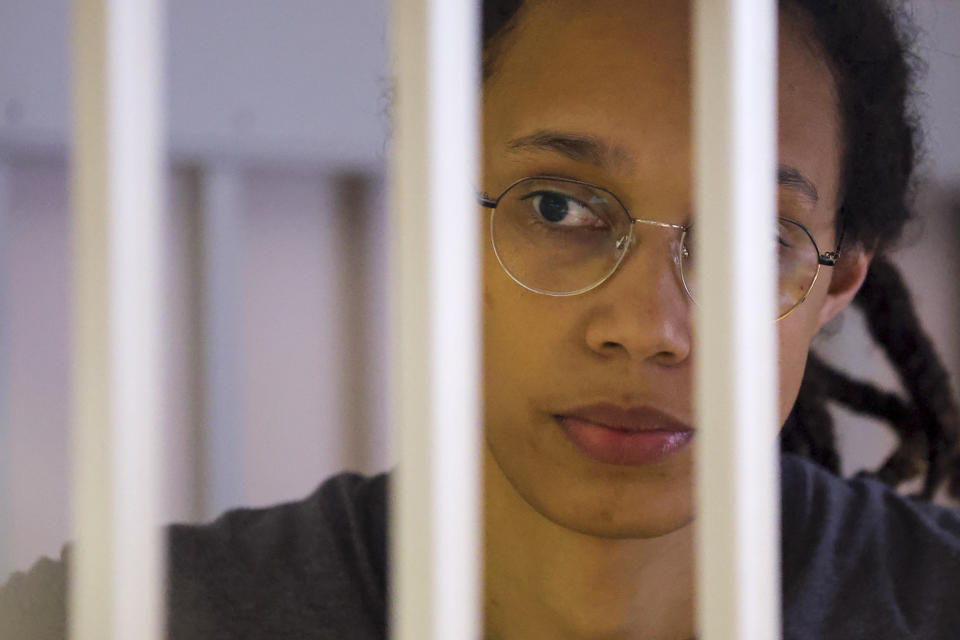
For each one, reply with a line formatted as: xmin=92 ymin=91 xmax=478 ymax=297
xmin=693 ymin=1 xmax=781 ymax=638
xmin=69 ymin=1 xmax=165 ymax=638
xmin=388 ymin=0 xmax=482 ymax=639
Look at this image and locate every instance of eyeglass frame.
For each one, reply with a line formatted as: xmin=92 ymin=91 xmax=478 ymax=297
xmin=477 ymin=175 xmax=844 ymax=320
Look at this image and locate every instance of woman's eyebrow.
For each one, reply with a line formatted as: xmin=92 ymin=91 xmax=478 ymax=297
xmin=505 ymin=131 xmax=819 ymax=205
xmin=505 ymin=130 xmax=633 ymax=170
xmin=777 ymin=164 xmax=820 ymax=204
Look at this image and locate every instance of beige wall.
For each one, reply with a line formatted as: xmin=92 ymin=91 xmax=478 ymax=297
xmin=0 ymin=159 xmax=391 ymax=580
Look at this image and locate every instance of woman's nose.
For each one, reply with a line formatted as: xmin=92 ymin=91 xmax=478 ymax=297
xmin=582 ymin=234 xmax=692 ymax=366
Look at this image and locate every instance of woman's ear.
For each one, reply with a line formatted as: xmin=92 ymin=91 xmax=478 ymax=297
xmin=816 ymin=247 xmax=873 ymax=330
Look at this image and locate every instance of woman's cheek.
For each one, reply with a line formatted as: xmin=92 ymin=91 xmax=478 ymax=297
xmin=776 ymin=313 xmax=818 ymax=429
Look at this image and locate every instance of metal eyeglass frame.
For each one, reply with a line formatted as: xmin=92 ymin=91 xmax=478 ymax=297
xmin=477 ymin=175 xmax=844 ymax=320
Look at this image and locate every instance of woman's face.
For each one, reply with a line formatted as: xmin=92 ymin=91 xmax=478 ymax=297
xmin=482 ymin=0 xmax=867 ymax=538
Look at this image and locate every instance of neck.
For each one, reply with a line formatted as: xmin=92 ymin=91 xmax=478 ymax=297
xmin=483 ymin=447 xmax=696 ymax=640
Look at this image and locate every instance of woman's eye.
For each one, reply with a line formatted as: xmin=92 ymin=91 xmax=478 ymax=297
xmin=776 ymin=220 xmax=797 ymax=249
xmin=524 ymin=191 xmax=604 ymax=228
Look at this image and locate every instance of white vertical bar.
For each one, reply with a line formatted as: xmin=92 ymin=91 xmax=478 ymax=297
xmin=70 ymin=1 xmax=165 ymax=639
xmin=389 ymin=0 xmax=481 ymax=638
xmin=693 ymin=1 xmax=780 ymax=639
xmin=199 ymin=164 xmax=244 ymax=517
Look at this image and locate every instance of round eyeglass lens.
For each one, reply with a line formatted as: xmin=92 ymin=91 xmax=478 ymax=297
xmin=490 ymin=178 xmax=632 ymax=295
xmin=678 ymin=218 xmax=823 ymax=318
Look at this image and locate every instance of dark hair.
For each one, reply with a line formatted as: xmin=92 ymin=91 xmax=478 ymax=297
xmin=482 ymin=0 xmax=960 ymax=500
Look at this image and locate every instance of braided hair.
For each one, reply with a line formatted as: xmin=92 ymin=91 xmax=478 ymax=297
xmin=482 ymin=0 xmax=960 ymax=500
xmin=775 ymin=0 xmax=960 ymax=500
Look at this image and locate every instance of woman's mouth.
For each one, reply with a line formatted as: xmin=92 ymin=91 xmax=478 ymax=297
xmin=554 ymin=404 xmax=694 ymax=466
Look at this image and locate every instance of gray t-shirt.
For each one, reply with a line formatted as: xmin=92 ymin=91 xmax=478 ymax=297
xmin=2 ymin=454 xmax=959 ymax=639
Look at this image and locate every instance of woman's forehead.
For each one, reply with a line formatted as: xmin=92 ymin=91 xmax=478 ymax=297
xmin=483 ymin=0 xmax=843 ymax=215
xmin=488 ymin=0 xmax=691 ymax=103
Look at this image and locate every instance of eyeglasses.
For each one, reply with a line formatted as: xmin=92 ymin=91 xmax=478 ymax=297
xmin=477 ymin=176 xmax=842 ymax=320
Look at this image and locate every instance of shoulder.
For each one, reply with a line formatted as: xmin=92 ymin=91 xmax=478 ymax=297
xmin=781 ymin=453 xmax=960 ymax=639
xmin=0 ymin=471 xmax=391 ymax=640
xmin=0 ymin=550 xmax=69 ymax=640
xmin=168 ymin=471 xmax=390 ymax=638
xmin=170 ymin=471 xmax=389 ymax=584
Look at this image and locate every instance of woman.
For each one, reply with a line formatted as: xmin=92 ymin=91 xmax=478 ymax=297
xmin=479 ymin=1 xmax=959 ymax=638
xmin=3 ymin=0 xmax=960 ymax=638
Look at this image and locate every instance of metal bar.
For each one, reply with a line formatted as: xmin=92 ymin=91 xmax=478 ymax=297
xmin=70 ymin=1 xmax=165 ymax=638
xmin=388 ymin=0 xmax=482 ymax=638
xmin=693 ymin=1 xmax=781 ymax=638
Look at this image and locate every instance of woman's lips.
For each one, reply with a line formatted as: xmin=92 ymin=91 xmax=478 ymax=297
xmin=555 ymin=404 xmax=694 ymax=466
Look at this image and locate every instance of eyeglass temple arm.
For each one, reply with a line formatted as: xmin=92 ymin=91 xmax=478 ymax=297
xmin=818 ymin=226 xmax=845 ymax=267
xmin=477 ymin=192 xmax=497 ymax=208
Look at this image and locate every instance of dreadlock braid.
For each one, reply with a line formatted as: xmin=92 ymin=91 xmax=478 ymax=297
xmin=791 ymin=258 xmax=960 ymax=499
xmin=776 ymin=0 xmax=960 ymax=501
xmin=793 ymin=344 xmax=930 ymax=489
xmin=852 ymin=258 xmax=960 ymax=498
xmin=782 ymin=256 xmax=960 ymax=502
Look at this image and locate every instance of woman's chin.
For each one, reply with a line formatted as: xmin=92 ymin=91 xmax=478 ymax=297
xmin=532 ymin=489 xmax=696 ymax=540
xmin=498 ymin=456 xmax=696 ymax=539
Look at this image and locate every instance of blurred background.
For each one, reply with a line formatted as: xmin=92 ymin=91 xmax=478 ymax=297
xmin=0 ymin=0 xmax=958 ymax=581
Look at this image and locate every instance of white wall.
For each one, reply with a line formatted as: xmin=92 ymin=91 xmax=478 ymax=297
xmin=0 ymin=0 xmax=389 ymax=166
